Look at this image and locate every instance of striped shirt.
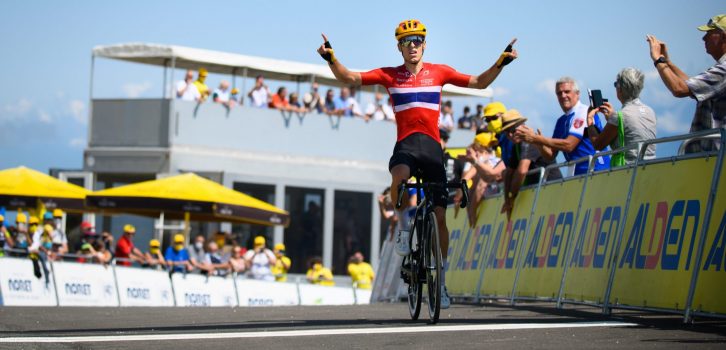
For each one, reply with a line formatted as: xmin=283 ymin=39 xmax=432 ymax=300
xmin=360 ymin=63 xmax=471 ymax=142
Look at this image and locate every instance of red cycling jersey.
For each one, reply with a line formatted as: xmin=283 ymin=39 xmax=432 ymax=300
xmin=360 ymin=62 xmax=471 ymax=142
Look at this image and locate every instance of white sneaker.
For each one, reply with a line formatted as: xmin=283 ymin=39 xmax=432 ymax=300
xmin=441 ymin=286 xmax=450 ymax=309
xmin=395 ymin=230 xmax=411 ymax=256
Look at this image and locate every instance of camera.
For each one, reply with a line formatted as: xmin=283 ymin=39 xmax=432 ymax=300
xmin=588 ymin=89 xmax=605 ymax=109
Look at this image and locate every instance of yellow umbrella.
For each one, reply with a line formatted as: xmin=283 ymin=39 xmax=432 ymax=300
xmin=0 ymin=166 xmax=90 ymax=212
xmin=85 ymin=173 xmax=289 ymax=227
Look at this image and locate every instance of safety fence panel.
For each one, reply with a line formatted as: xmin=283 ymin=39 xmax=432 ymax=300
xmin=171 ymin=273 xmax=238 ymax=307
xmin=609 ymin=157 xmax=717 ymax=311
xmin=354 ymin=288 xmax=372 ymax=304
xmin=298 ymin=284 xmax=356 ymax=305
xmin=479 ymin=188 xmax=535 ymax=298
xmin=370 ymin=239 xmax=406 ymax=302
xmin=562 ymin=168 xmax=633 ymax=304
xmin=0 ymin=257 xmax=57 ymax=306
xmin=446 ymin=196 xmax=502 ymax=296
xmin=114 ymin=266 xmax=174 ymax=307
xmin=52 ymin=261 xmax=119 ymax=306
xmin=236 ymin=278 xmax=299 ymax=307
xmin=692 ymin=156 xmax=726 ymax=316
xmin=514 ymin=176 xmax=585 ymax=300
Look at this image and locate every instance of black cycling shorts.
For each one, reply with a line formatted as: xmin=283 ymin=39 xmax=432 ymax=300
xmin=389 ymin=133 xmax=448 ymax=208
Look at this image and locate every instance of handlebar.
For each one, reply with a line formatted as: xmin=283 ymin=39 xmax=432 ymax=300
xmin=396 ymin=180 xmax=469 ymax=209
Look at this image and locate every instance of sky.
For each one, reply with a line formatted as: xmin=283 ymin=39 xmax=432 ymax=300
xmin=0 ymin=0 xmax=723 ymax=173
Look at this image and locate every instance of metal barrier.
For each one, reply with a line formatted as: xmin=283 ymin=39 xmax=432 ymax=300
xmin=446 ymin=128 xmax=726 ymax=322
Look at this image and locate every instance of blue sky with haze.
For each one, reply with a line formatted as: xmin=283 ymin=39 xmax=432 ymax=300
xmin=0 ymin=0 xmax=722 ymax=172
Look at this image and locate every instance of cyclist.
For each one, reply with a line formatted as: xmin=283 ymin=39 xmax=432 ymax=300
xmin=317 ymin=19 xmax=517 ymax=308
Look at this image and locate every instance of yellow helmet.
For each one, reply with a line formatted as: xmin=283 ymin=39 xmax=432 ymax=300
xmin=474 ymin=132 xmax=498 ymax=148
xmin=53 ymin=209 xmax=64 ymax=217
xmin=395 ymin=19 xmax=427 ymax=41
xmin=16 ymin=213 xmax=27 ymax=223
xmin=149 ymin=239 xmax=161 ymax=248
xmin=198 ymin=68 xmax=208 ymax=77
xmin=29 ymin=216 xmax=40 ymax=225
xmin=274 ymin=243 xmax=286 ymax=252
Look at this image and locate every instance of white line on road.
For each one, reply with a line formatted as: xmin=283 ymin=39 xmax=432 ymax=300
xmin=0 ymin=322 xmax=638 ymax=343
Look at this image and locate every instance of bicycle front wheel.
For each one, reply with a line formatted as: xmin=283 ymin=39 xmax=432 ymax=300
xmin=425 ymin=211 xmax=442 ymax=323
xmin=407 ymin=224 xmax=422 ymax=320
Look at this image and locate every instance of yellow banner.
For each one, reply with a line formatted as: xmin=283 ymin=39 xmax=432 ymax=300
xmin=561 ymin=168 xmax=633 ymax=304
xmin=514 ymin=176 xmax=585 ymax=299
xmin=693 ymin=159 xmax=726 ymax=315
xmin=446 ymin=195 xmax=503 ymax=296
xmin=478 ymin=187 xmax=536 ymax=298
xmin=609 ymin=158 xmax=716 ymax=310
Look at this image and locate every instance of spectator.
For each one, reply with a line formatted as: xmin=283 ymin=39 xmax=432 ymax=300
xmin=440 ymin=129 xmax=466 ymax=207
xmin=14 ymin=213 xmax=31 ymax=252
xmin=457 ymin=106 xmax=475 ymax=130
xmin=75 ymin=228 xmax=99 ymax=254
xmin=439 ymin=100 xmax=455 ymax=132
xmin=230 ymin=88 xmax=240 ymax=105
xmin=41 ymin=211 xmax=68 ymax=255
xmin=77 ymin=243 xmax=93 ymax=263
xmin=458 ymin=132 xmax=505 ymax=225
xmin=248 ymin=75 xmax=271 ymax=108
xmin=323 ymin=88 xmax=337 ymax=115
xmin=586 ymin=68 xmax=657 ymax=165
xmin=188 ymin=234 xmax=210 ymax=274
xmin=29 ymin=224 xmax=56 ymax=260
xmin=193 ymin=68 xmax=210 ymax=101
xmin=212 ymin=80 xmax=236 ymax=108
xmin=203 ymin=242 xmax=230 ymax=276
xmin=515 ymin=77 xmax=611 ymax=175
xmin=269 ymin=87 xmax=291 ymax=111
xmin=100 ymin=231 xmax=115 ymax=255
xmin=91 ymin=240 xmax=112 ymax=265
xmin=304 ymin=82 xmax=324 ymax=113
xmin=347 ymin=251 xmax=374 ymax=289
xmin=0 ymin=215 xmax=14 ymax=254
xmin=377 ymin=187 xmax=398 ymax=241
xmin=473 ymin=104 xmax=485 ymax=131
xmin=647 ymin=15 xmax=726 ymax=153
xmin=364 ymin=92 xmax=394 ymax=122
xmin=306 ymin=256 xmax=334 ymax=286
xmin=243 ymin=236 xmax=276 ymax=281
xmin=271 ymin=243 xmax=292 ymax=282
xmin=114 ymin=224 xmax=144 ymax=266
xmin=165 ymin=233 xmax=193 ymax=274
xmin=500 ymin=111 xmax=563 ymax=219
xmin=334 ymin=87 xmax=361 ymax=117
xmin=176 ymin=69 xmax=201 ymax=101
xmin=213 ymin=231 xmax=232 ymax=256
xmin=229 ymin=245 xmax=247 ymax=274
xmin=143 ymin=239 xmax=166 ymax=270
xmin=289 ymin=92 xmax=308 ymax=113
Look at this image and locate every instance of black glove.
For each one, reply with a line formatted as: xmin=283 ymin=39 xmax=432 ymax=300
xmin=497 ymin=43 xmax=515 ymax=68
xmin=320 ymin=41 xmax=335 ymax=64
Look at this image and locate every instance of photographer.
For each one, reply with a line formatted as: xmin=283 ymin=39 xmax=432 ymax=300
xmin=243 ymin=236 xmax=276 ymax=281
xmin=306 ymin=256 xmax=334 ymax=286
xmin=585 ymin=68 xmax=657 ymax=165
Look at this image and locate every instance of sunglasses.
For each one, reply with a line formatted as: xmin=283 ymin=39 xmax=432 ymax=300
xmin=399 ymin=36 xmax=424 ymax=47
xmin=613 ymin=81 xmax=618 ymax=88
xmin=484 ymin=115 xmax=499 ymax=121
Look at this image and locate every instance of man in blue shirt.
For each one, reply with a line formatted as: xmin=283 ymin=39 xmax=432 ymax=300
xmin=164 ymin=234 xmax=193 ymax=273
xmin=515 ymin=77 xmax=610 ymax=175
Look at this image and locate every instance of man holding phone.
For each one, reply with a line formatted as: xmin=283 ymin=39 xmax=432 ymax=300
xmin=515 ymin=77 xmax=610 ymax=175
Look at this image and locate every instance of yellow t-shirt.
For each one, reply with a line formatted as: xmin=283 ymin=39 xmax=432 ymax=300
xmin=193 ymin=80 xmax=210 ymax=99
xmin=306 ymin=267 xmax=335 ymax=286
xmin=348 ymin=262 xmax=375 ymax=289
xmin=271 ymin=256 xmax=291 ymax=282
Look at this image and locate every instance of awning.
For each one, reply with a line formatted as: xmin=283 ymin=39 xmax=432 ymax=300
xmin=85 ymin=173 xmax=289 ymax=227
xmin=93 ymin=42 xmax=493 ymax=98
xmin=0 ymin=166 xmax=90 ymax=211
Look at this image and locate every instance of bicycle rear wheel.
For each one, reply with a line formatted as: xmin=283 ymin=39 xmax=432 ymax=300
xmin=425 ymin=211 xmax=442 ymax=323
xmin=406 ymin=224 xmax=422 ymax=320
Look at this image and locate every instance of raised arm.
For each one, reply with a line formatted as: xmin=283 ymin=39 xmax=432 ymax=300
xmin=468 ymin=38 xmax=518 ymax=89
xmin=317 ymin=33 xmax=361 ymax=85
xmin=646 ymin=35 xmax=691 ymax=98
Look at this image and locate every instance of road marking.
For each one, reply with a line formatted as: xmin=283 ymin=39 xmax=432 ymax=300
xmin=0 ymin=322 xmax=637 ymax=343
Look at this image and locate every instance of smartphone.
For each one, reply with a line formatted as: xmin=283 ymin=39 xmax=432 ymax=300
xmin=588 ymin=89 xmax=604 ymax=109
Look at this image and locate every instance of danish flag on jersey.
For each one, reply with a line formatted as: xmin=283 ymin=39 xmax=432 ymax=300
xmin=360 ymin=62 xmax=471 ymax=142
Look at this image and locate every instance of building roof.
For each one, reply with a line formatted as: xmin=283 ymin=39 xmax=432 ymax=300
xmin=92 ymin=42 xmax=493 ymax=98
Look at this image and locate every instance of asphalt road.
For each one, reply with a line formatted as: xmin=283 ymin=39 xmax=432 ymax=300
xmin=0 ymin=302 xmax=725 ymax=350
